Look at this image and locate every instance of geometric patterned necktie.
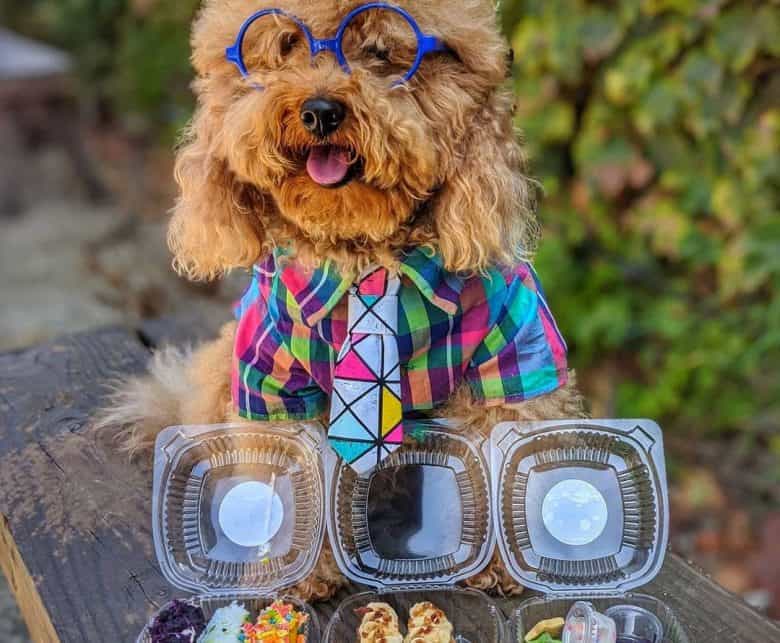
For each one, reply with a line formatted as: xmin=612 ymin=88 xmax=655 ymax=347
xmin=327 ymin=266 xmax=404 ymax=474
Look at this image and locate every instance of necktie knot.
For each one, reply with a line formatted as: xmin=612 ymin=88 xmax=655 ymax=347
xmin=347 ymin=267 xmax=400 ymax=337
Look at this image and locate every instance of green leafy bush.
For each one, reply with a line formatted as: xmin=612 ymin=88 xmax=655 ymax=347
xmin=502 ymin=0 xmax=780 ymax=437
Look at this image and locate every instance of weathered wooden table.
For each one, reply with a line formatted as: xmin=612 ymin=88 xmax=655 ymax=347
xmin=1 ymin=320 xmax=778 ymax=642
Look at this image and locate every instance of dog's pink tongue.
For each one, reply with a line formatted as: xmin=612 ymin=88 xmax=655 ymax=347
xmin=306 ymin=146 xmax=350 ymax=186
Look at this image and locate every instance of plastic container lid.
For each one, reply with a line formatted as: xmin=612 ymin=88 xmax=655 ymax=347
xmin=152 ymin=423 xmax=326 ymax=596
xmin=325 ymin=419 xmax=494 ymax=589
xmin=491 ymin=420 xmax=669 ymax=595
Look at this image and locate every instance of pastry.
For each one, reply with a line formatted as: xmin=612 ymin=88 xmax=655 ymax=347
xmin=355 ymin=602 xmax=403 ymax=643
xmin=197 ymin=601 xmax=250 ymax=642
xmin=241 ymin=600 xmax=308 ymax=642
xmin=149 ymin=600 xmax=207 ymax=643
xmin=404 ymin=602 xmax=454 ymax=643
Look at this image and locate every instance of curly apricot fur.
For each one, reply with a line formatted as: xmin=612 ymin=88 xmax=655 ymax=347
xmin=169 ymin=0 xmax=537 ymax=277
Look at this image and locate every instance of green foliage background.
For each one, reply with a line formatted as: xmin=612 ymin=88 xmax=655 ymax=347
xmin=503 ymin=0 xmax=779 ymax=446
xmin=2 ymin=0 xmax=778 ymax=443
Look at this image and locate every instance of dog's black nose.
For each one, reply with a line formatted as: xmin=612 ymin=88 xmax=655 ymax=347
xmin=300 ymin=97 xmax=346 ymax=137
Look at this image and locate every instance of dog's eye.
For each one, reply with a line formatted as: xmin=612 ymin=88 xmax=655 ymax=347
xmin=280 ymin=32 xmax=301 ymax=58
xmin=365 ymin=44 xmax=391 ymax=63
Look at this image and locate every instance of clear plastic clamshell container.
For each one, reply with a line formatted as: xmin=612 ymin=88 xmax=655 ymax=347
xmin=490 ymin=420 xmax=689 ymax=643
xmin=513 ymin=595 xmax=687 ymax=643
xmin=324 ymin=419 xmax=506 ymax=642
xmin=137 ymin=423 xmax=326 ymax=642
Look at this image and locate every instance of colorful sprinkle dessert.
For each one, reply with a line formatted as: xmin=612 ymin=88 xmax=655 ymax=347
xmin=239 ymin=601 xmax=308 ymax=643
xmin=197 ymin=601 xmax=250 ymax=643
xmin=355 ymin=602 xmax=403 ymax=643
xmin=149 ymin=599 xmax=207 ymax=643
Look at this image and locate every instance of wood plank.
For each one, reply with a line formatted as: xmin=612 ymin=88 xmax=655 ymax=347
xmin=138 ymin=313 xmax=227 ymax=350
xmin=0 ymin=327 xmax=178 ymax=642
xmin=0 ymin=324 xmax=778 ymax=642
xmin=646 ymin=553 xmax=780 ymax=641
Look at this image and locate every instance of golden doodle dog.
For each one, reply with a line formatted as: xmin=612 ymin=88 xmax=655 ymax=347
xmin=105 ymin=0 xmax=584 ymax=600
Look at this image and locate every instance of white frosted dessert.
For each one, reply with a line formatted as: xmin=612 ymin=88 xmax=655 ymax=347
xmin=404 ymin=602 xmax=454 ymax=643
xmin=356 ymin=602 xmax=404 ymax=643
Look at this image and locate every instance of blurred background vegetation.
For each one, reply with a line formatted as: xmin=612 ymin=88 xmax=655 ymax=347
xmin=0 ymin=0 xmax=778 ymax=619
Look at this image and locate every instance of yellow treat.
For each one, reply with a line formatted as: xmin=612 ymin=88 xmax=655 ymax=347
xmin=524 ymin=617 xmax=565 ymax=642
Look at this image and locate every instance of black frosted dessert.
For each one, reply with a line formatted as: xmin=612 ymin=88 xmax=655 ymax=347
xmin=148 ymin=599 xmax=207 ymax=643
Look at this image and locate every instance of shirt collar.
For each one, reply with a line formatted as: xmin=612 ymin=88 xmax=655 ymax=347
xmin=267 ymin=247 xmax=463 ymax=326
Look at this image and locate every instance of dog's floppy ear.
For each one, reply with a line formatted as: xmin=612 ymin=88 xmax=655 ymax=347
xmin=432 ymin=91 xmax=539 ymax=273
xmin=168 ymin=106 xmax=271 ymax=281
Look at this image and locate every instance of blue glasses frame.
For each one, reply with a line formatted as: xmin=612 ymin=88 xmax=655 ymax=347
xmin=225 ymin=2 xmax=449 ymax=87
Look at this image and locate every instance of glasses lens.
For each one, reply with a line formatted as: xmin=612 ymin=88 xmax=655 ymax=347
xmin=240 ymin=12 xmax=308 ymax=77
xmin=341 ymin=8 xmax=420 ymax=83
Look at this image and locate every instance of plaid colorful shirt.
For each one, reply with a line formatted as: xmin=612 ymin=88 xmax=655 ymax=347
xmin=233 ymin=248 xmax=568 ymax=421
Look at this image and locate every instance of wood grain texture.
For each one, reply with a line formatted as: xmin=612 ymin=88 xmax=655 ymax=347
xmin=0 ymin=327 xmax=172 ymax=642
xmin=0 ymin=323 xmax=778 ymax=642
xmin=138 ymin=313 xmax=226 ymax=351
xmin=645 ymin=553 xmax=780 ymax=641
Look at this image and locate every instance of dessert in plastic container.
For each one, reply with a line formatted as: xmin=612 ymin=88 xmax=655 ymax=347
xmin=514 ymin=595 xmax=685 ymax=643
xmin=137 ymin=423 xmax=326 ymax=642
xmin=605 ymin=604 xmax=664 ymax=643
xmin=490 ymin=420 xmax=688 ymax=643
xmin=138 ymin=595 xmax=315 ymax=643
xmin=324 ymin=419 xmax=505 ymax=642
xmin=562 ymin=601 xmax=616 ymax=643
xmin=326 ymin=588 xmax=505 ymax=642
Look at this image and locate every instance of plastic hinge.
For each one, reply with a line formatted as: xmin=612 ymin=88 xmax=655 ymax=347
xmin=377 ymin=583 xmax=453 ymax=595
xmin=542 ymin=589 xmax=630 ymax=600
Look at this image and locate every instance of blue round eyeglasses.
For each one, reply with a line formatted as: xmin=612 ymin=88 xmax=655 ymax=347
xmin=225 ymin=2 xmax=449 ymax=88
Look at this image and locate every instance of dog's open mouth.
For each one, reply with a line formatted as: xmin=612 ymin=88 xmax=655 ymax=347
xmin=305 ymin=145 xmax=358 ymax=188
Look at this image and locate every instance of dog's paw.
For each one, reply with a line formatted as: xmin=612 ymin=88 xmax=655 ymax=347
xmin=463 ymin=552 xmax=525 ymax=597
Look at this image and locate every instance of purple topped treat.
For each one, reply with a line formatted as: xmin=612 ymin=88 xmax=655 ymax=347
xmin=149 ymin=600 xmax=207 ymax=643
